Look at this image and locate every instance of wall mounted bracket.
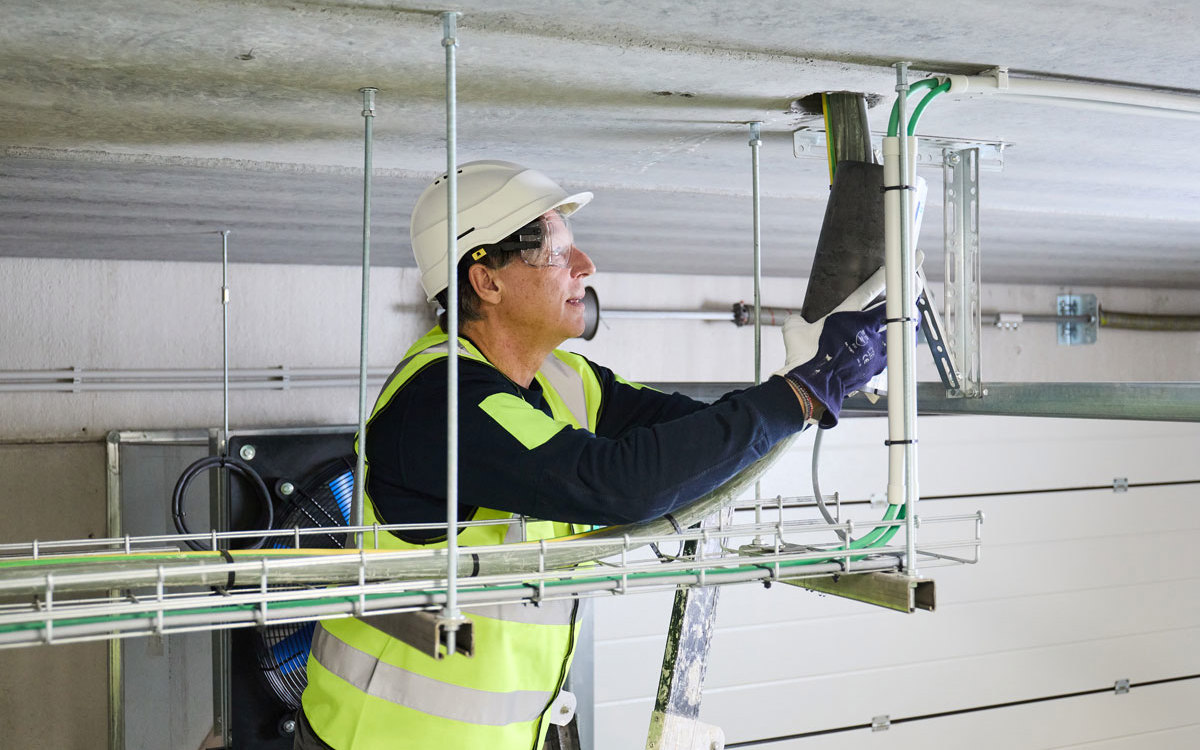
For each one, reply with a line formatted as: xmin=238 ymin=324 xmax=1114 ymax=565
xmin=1057 ymin=293 xmax=1098 ymax=346
xmin=792 ymin=127 xmax=1008 ymax=171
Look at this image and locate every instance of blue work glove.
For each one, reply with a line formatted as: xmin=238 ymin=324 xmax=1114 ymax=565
xmin=775 ymin=269 xmax=888 ymax=428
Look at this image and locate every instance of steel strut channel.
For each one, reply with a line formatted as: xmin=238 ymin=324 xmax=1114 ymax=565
xmin=650 ymin=382 xmax=1200 ymax=423
xmin=846 ymin=382 xmax=1200 ymax=422
xmin=783 ymin=571 xmax=935 ymax=613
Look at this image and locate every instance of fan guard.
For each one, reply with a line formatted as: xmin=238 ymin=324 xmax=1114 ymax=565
xmin=253 ymin=456 xmax=355 ymax=709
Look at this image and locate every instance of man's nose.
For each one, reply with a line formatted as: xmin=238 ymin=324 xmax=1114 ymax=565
xmin=571 ymin=246 xmax=596 ymax=276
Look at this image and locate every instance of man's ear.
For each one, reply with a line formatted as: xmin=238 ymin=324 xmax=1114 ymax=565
xmin=468 ymin=263 xmax=503 ymax=305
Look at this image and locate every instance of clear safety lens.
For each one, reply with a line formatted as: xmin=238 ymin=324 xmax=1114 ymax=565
xmin=520 ymin=213 xmax=574 ymax=268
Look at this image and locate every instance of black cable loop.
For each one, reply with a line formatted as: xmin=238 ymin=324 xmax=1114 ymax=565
xmin=172 ymin=455 xmax=274 ymax=552
xmin=650 ymin=513 xmax=686 ymax=562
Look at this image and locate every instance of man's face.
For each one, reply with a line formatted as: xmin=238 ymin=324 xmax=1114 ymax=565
xmin=495 ymin=210 xmax=595 ymax=346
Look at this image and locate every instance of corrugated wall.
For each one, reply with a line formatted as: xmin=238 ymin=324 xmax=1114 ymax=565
xmin=591 ymin=416 xmax=1200 ymax=748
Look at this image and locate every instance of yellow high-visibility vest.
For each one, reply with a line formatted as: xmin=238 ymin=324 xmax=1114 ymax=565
xmin=302 ymin=328 xmax=603 ymax=750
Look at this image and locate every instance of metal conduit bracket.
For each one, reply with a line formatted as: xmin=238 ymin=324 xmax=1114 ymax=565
xmin=361 ymin=610 xmax=474 ymax=660
xmin=1057 ymin=293 xmax=1098 ymax=346
xmin=781 ymin=571 xmax=935 ymax=614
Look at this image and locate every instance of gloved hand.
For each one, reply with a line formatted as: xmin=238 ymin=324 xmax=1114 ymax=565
xmin=775 ymin=269 xmax=888 ymax=428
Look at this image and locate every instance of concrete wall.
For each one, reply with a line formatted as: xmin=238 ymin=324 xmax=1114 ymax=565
xmin=1 ymin=255 xmax=1198 ymax=749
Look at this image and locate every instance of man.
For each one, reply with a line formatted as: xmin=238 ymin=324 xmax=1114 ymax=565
xmin=297 ymin=160 xmax=887 ymax=750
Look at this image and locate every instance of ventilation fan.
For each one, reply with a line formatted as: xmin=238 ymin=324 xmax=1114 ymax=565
xmin=253 ymin=456 xmax=355 ymax=710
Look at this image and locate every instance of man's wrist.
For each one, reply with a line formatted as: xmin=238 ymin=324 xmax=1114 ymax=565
xmin=781 ymin=374 xmax=821 ymax=424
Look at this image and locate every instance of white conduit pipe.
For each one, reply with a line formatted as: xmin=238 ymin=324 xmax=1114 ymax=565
xmin=0 ymin=368 xmax=392 ymax=393
xmin=600 ymin=310 xmax=735 ymax=322
xmin=884 ymin=63 xmax=921 ymax=575
xmin=0 ymin=368 xmax=393 ymax=380
xmin=946 ymin=71 xmax=1200 ymax=119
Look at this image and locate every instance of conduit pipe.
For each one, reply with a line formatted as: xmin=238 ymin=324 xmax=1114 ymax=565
xmin=884 ymin=63 xmax=921 ymax=574
xmin=1099 ymin=309 xmax=1200 ymax=331
xmin=945 ymin=69 xmax=1200 ymax=120
xmin=0 ymin=367 xmax=392 ymax=393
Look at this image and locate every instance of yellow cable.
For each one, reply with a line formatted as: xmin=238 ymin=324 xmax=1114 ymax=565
xmin=822 ymin=92 xmax=835 ymax=184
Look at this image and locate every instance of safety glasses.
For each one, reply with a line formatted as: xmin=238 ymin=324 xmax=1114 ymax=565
xmin=518 ymin=212 xmax=575 ymax=269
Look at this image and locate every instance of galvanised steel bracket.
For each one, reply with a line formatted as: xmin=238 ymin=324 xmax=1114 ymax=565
xmin=782 ymin=571 xmax=935 ymax=614
xmin=792 ymin=128 xmax=1008 ymax=171
xmin=1057 ymin=293 xmax=1098 ymax=346
xmin=943 ymin=148 xmax=983 ymax=397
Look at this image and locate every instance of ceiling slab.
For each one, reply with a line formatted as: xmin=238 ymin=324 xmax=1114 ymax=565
xmin=3 ymin=0 xmax=1199 ymax=288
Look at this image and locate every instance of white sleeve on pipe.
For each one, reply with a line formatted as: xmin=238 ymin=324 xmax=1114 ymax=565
xmin=882 ymin=136 xmax=906 ymax=507
xmin=883 ymin=135 xmax=922 ymax=508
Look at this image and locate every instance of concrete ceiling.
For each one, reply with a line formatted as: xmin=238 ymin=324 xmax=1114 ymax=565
xmin=3 ymin=0 xmax=1199 ymax=288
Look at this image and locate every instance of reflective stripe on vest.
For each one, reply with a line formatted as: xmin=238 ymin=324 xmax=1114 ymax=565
xmin=310 ymin=624 xmax=553 ymax=726
xmin=537 ymin=353 xmax=589 ymax=429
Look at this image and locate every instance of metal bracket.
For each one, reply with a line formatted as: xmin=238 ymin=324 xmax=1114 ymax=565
xmin=1057 ymin=293 xmax=1098 ymax=346
xmin=943 ymin=148 xmax=983 ymax=398
xmin=872 ymin=715 xmax=891 ymax=732
xmin=782 ymin=571 xmax=935 ymax=614
xmin=1113 ymin=477 xmax=1129 ymax=493
xmin=361 ymin=610 xmax=474 ymax=660
xmin=1114 ymin=678 xmax=1131 ymax=695
xmin=916 ymin=281 xmax=960 ymax=391
xmin=793 ymin=128 xmax=1008 ymax=171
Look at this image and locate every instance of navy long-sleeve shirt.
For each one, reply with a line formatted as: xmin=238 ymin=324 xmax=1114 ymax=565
xmin=364 ymin=351 xmax=806 ymax=536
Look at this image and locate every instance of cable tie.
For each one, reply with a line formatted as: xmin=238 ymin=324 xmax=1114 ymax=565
xmin=469 ymin=553 xmax=480 ymax=578
xmin=880 ymin=184 xmax=917 ymax=193
xmin=885 ymin=316 xmax=920 ymax=324
xmin=210 ymin=548 xmax=236 ymax=594
xmin=883 ymin=439 xmax=919 ymax=446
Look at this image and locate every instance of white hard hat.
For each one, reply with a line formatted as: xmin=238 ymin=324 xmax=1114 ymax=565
xmin=410 ymin=160 xmax=593 ymax=301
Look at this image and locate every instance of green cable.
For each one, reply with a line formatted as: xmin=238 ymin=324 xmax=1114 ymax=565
xmin=0 ymin=553 xmax=909 ymax=635
xmin=1 ymin=536 xmax=919 ymax=635
xmin=908 ymin=79 xmax=951 ymax=135
xmin=853 ymin=503 xmax=904 ymax=550
xmin=888 ymin=77 xmax=939 ymax=137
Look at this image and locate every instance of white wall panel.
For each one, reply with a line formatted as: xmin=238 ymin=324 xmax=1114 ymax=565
xmin=742 ymin=679 xmax=1200 ymax=749
xmin=593 ymin=416 xmax=1200 ymax=748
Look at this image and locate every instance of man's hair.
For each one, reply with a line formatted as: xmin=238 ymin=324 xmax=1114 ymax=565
xmin=434 ymin=227 xmax=527 ymax=328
